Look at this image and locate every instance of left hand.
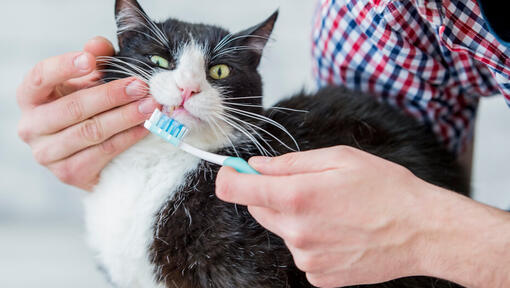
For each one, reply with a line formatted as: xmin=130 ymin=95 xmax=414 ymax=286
xmin=215 ymin=146 xmax=446 ymax=287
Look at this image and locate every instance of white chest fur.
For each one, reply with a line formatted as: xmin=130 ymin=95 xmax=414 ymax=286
xmin=84 ymin=135 xmax=201 ymax=288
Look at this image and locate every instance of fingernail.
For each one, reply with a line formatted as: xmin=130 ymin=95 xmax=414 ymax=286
xmin=138 ymin=98 xmax=157 ymax=114
xmin=249 ymin=156 xmax=272 ymax=166
xmin=74 ymin=53 xmax=90 ymax=71
xmin=126 ymin=80 xmax=147 ymax=99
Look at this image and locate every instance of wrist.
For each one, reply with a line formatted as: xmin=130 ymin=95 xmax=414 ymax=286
xmin=412 ymin=182 xmax=510 ymax=287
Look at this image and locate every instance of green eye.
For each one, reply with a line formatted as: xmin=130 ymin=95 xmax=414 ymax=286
xmin=209 ymin=64 xmax=231 ymax=80
xmin=150 ymin=55 xmax=170 ymax=68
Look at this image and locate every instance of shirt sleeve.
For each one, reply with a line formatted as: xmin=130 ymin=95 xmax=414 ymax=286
xmin=312 ymin=0 xmax=508 ymax=154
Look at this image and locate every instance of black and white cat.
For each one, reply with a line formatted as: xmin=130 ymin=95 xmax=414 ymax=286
xmin=84 ymin=0 xmax=468 ymax=287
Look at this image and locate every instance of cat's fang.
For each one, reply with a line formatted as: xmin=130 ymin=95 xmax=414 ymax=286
xmin=162 ymin=105 xmax=176 ymax=116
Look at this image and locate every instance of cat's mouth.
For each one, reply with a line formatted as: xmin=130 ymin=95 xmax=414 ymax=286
xmin=162 ymin=105 xmax=201 ymax=122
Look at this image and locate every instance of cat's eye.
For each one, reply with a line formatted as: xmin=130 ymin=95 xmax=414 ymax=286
xmin=209 ymin=64 xmax=231 ymax=80
xmin=150 ymin=55 xmax=170 ymax=69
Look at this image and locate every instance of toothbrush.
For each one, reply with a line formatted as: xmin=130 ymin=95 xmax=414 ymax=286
xmin=144 ymin=109 xmax=260 ymax=175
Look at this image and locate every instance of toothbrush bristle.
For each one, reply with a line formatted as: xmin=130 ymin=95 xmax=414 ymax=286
xmin=145 ymin=109 xmax=189 ymax=142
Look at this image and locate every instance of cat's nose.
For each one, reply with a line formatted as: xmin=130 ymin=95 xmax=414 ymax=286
xmin=179 ymin=86 xmax=201 ymax=103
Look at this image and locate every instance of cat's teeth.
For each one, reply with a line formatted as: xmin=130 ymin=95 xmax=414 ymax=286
xmin=162 ymin=106 xmax=176 ymax=115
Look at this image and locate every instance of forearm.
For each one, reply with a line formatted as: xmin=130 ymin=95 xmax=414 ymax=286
xmin=414 ymin=182 xmax=510 ymax=287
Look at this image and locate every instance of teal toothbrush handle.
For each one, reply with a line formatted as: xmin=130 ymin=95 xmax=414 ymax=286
xmin=223 ymin=157 xmax=260 ymax=175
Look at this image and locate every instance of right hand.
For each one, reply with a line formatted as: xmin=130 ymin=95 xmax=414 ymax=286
xmin=17 ymin=36 xmax=159 ymax=191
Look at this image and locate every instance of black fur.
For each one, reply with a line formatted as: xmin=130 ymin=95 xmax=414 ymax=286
xmin=150 ymin=89 xmax=467 ymax=288
xmin=107 ymin=1 xmax=469 ymax=287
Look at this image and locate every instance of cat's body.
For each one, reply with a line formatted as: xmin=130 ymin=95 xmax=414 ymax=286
xmin=86 ymin=89 xmax=467 ymax=288
xmin=85 ymin=1 xmax=468 ymax=287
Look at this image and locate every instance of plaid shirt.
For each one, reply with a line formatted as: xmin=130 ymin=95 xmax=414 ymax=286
xmin=312 ymin=0 xmax=510 ymax=153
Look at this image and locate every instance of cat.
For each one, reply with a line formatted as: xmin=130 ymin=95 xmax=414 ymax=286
xmin=84 ymin=0 xmax=469 ymax=287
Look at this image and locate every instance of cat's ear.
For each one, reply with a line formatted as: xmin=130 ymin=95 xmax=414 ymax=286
xmin=115 ymin=0 xmax=150 ymax=47
xmin=234 ymin=10 xmax=278 ymax=66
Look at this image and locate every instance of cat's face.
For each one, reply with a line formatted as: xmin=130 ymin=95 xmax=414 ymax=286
xmin=106 ymin=0 xmax=277 ymax=149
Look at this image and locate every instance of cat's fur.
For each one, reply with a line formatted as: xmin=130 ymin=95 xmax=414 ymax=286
xmin=84 ymin=0 xmax=468 ymax=287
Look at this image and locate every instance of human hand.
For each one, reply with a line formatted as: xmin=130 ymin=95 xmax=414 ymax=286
xmin=17 ymin=36 xmax=159 ymax=191
xmin=215 ymin=146 xmax=471 ymax=287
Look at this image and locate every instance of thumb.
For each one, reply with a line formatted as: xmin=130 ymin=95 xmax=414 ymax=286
xmin=248 ymin=146 xmax=348 ymax=176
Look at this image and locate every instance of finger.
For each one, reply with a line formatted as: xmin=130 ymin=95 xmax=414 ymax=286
xmin=248 ymin=146 xmax=361 ymax=176
xmin=48 ymin=125 xmax=149 ymax=191
xmin=306 ymin=272 xmax=344 ymax=288
xmin=247 ymin=206 xmax=285 ymax=236
xmin=307 ymin=269 xmax=386 ymax=288
xmin=18 ymin=52 xmax=96 ymax=108
xmin=216 ymin=167 xmax=325 ymax=212
xmin=32 ymin=97 xmax=158 ymax=165
xmin=57 ymin=70 xmax=104 ymax=96
xmin=288 ymin=247 xmax=335 ymax=274
xmin=30 ymin=78 xmax=148 ymax=135
xmin=57 ymin=37 xmax=116 ymax=95
xmin=83 ymin=36 xmax=115 ymax=57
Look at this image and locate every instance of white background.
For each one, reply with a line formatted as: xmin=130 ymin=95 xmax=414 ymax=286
xmin=0 ymin=0 xmax=508 ymax=287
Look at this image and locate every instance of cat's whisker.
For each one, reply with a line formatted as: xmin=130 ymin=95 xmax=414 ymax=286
xmin=220 ymin=113 xmax=278 ymax=156
xmin=97 ymin=69 xmax=148 ymax=81
xmin=98 ymin=69 xmax=148 ymax=83
xmin=121 ymin=1 xmax=171 ymax=50
xmin=221 ymin=112 xmax=290 ymax=154
xmin=206 ymin=116 xmax=240 ymax=157
xmin=213 ymin=45 xmax=255 ymax=55
xmin=223 ymin=102 xmax=309 ymax=113
xmin=211 ymin=46 xmax=265 ymax=60
xmin=222 ymin=96 xmax=264 ymax=101
xmin=213 ymin=33 xmax=233 ymax=53
xmin=97 ymin=59 xmax=150 ymax=78
xmin=118 ymin=28 xmax=168 ymax=49
xmin=113 ymin=56 xmax=156 ymax=70
xmin=221 ymin=111 xmax=292 ymax=154
xmin=188 ymin=101 xmax=290 ymax=155
xmin=223 ymin=106 xmax=300 ymax=151
xmin=216 ymin=114 xmax=271 ymax=156
xmin=96 ymin=77 xmax=151 ymax=95
xmin=97 ymin=56 xmax=154 ymax=80
xmin=138 ymin=22 xmax=170 ymax=50
xmin=213 ymin=34 xmax=272 ymax=57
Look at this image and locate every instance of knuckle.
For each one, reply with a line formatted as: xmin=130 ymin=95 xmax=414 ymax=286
xmin=30 ymin=62 xmax=44 ymax=87
xmin=120 ymin=104 xmax=135 ymax=123
xmin=285 ymin=227 xmax=309 ymax=249
xmin=307 ymin=273 xmax=338 ymax=288
xmin=66 ymin=99 xmax=84 ymax=122
xmin=17 ymin=121 xmax=32 ymax=142
xmin=306 ymin=273 xmax=324 ymax=287
xmin=80 ymin=117 xmax=104 ymax=143
xmin=215 ymin=168 xmax=231 ymax=199
xmin=104 ymin=82 xmax=120 ymax=107
xmin=285 ymin=191 xmax=305 ymax=214
xmin=278 ymin=152 xmax=299 ymax=167
xmin=257 ymin=180 xmax=274 ymax=206
xmin=332 ymin=145 xmax=356 ymax=161
xmin=99 ymin=138 xmax=117 ymax=155
xmin=32 ymin=146 xmax=49 ymax=166
xmin=333 ymin=144 xmax=351 ymax=154
xmin=394 ymin=162 xmax=411 ymax=177
xmin=52 ymin=161 xmax=74 ymax=184
xmin=294 ymin=254 xmax=316 ymax=272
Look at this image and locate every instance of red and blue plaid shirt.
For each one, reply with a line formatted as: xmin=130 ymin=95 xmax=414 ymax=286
xmin=312 ymin=0 xmax=510 ymax=153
